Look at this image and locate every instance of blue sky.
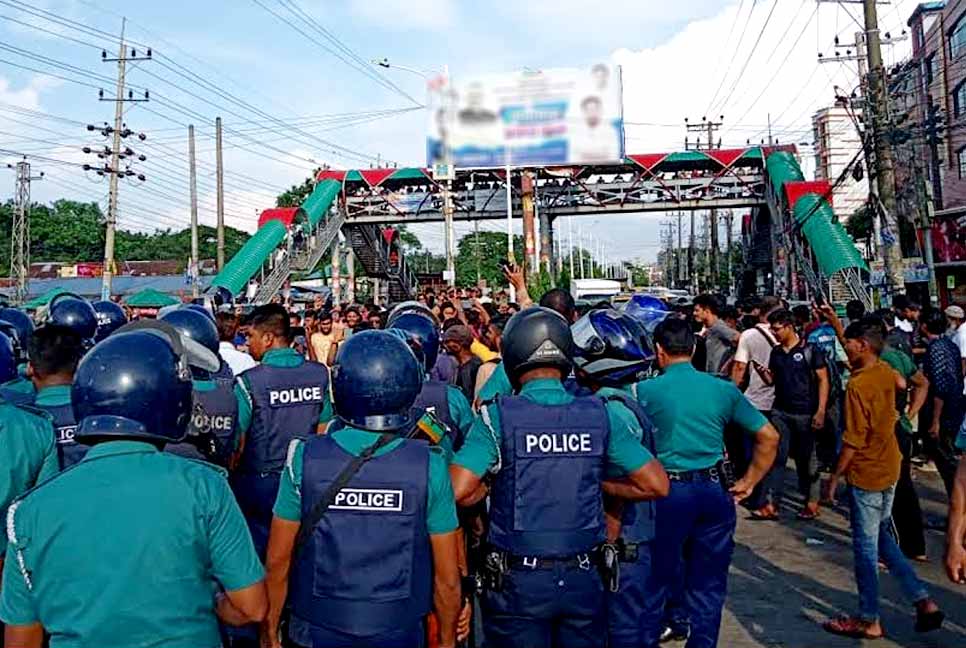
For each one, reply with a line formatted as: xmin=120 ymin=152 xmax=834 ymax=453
xmin=0 ymin=0 xmax=923 ymax=261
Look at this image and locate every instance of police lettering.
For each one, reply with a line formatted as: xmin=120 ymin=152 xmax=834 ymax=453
xmin=524 ymin=433 xmax=592 ymax=454
xmin=331 ymin=488 xmax=404 ymax=512
xmin=191 ymin=413 xmax=234 ymax=431
xmin=57 ymin=425 xmax=77 ymax=444
xmin=268 ymin=386 xmax=323 ymax=406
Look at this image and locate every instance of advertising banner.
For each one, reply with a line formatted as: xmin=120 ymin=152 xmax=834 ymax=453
xmin=427 ymin=64 xmax=624 ymax=168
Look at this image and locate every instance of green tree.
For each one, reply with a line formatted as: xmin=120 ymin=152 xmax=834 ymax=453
xmin=454 ymin=230 xmax=523 ymax=288
xmin=276 ymin=171 xmax=320 ymax=208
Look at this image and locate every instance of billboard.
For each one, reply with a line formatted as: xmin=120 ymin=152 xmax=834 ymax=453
xmin=426 ymin=64 xmax=624 ymax=168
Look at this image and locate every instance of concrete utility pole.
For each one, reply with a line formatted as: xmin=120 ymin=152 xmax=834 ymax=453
xmin=688 ymin=210 xmax=696 ymax=292
xmin=863 ymin=0 xmax=906 ymax=294
xmin=188 ymin=124 xmax=199 ymax=298
xmin=215 ymin=116 xmax=225 ymax=272
xmin=346 ymin=247 xmax=355 ymax=303
xmin=709 ymin=209 xmax=719 ymax=289
xmin=6 ymin=158 xmax=42 ymax=305
xmin=331 ymin=238 xmax=342 ymax=303
xmin=474 ymin=219 xmax=481 ymax=285
xmin=568 ymin=217 xmax=575 ymax=279
xmin=685 ymin=116 xmax=723 ymax=151
xmin=676 ymin=211 xmax=684 ymax=287
xmin=725 ymin=210 xmax=734 ymax=295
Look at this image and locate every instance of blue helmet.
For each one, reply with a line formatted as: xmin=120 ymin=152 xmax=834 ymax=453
xmin=388 ymin=312 xmax=440 ymax=373
xmin=91 ymin=301 xmax=128 ymax=342
xmin=502 ymin=306 xmax=574 ymax=388
xmin=0 ymin=308 xmax=33 ymax=351
xmin=622 ymin=293 xmax=671 ymax=335
xmin=160 ymin=307 xmax=220 ymax=354
xmin=73 ymin=320 xmax=221 ymax=443
xmin=387 ymin=301 xmax=439 ymax=328
xmin=185 ymin=301 xmax=216 ymax=323
xmin=331 ymin=330 xmax=423 ymax=432
xmin=0 ymin=320 xmax=23 ymax=363
xmin=0 ymin=331 xmax=16 ymax=384
xmin=208 ymin=285 xmax=235 ymax=309
xmin=46 ymin=296 xmax=98 ymax=343
xmin=572 ymin=309 xmax=654 ymax=387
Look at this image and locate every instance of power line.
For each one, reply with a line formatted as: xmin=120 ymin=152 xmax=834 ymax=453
xmin=711 ymin=0 xmax=781 ymax=116
xmin=704 ymin=0 xmax=755 ymax=117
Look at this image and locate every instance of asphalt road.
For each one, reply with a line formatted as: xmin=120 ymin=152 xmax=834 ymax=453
xmin=717 ymin=466 xmax=966 ymax=647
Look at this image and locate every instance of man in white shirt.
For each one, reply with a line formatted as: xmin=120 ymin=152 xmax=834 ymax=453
xmin=946 ymin=305 xmax=966 ymax=378
xmin=893 ymin=295 xmax=920 ymax=334
xmin=216 ymin=311 xmax=257 ymax=376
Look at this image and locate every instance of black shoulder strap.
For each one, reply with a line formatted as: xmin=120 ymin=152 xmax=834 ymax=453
xmin=292 ymin=432 xmax=396 ymax=561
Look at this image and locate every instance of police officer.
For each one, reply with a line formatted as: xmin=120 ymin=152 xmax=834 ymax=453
xmin=0 ymin=320 xmax=267 ymax=647
xmin=634 ymin=317 xmax=779 ymax=648
xmin=571 ymin=309 xmax=666 ymax=648
xmin=389 ymin=311 xmax=474 ymax=456
xmin=25 ymin=325 xmax=87 ymax=469
xmin=449 ymin=306 xmax=669 ymax=648
xmin=91 ymin=300 xmax=128 ymax=343
xmin=232 ymin=304 xmax=334 ymax=558
xmin=262 ymin=330 xmax=462 ymax=648
xmin=161 ymin=308 xmax=240 ymax=468
xmin=0 ymin=308 xmax=36 ymax=404
xmin=44 ymin=295 xmax=98 ymax=347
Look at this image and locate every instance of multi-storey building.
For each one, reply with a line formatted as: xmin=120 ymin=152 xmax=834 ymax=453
xmin=812 ymin=106 xmax=869 ymax=225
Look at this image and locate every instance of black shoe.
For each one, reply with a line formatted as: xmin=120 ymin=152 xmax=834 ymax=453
xmin=659 ymin=626 xmax=690 ymax=643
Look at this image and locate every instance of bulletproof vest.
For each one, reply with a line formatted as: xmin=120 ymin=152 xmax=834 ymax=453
xmin=213 ymin=359 xmax=235 ymax=382
xmin=166 ymin=382 xmax=239 ymax=467
xmin=36 ymin=400 xmax=88 ymax=469
xmin=601 ymin=391 xmax=657 ymax=543
xmin=413 ymin=380 xmax=461 ymax=449
xmin=239 ymin=360 xmax=329 ymax=473
xmin=289 ymin=434 xmax=431 ymax=635
xmin=489 ymin=394 xmax=609 ymax=557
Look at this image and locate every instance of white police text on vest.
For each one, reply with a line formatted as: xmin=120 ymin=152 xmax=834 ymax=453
xmin=524 ymin=432 xmax=593 ymax=454
xmin=269 ymin=386 xmax=324 ymax=406
xmin=57 ymin=425 xmax=77 ymax=444
xmin=192 ymin=413 xmax=234 ymax=431
xmin=331 ymin=488 xmax=404 ymax=512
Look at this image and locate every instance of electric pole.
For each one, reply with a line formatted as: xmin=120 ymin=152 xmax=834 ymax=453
xmin=96 ymin=19 xmax=152 ymax=301
xmin=684 ymin=116 xmax=723 ymax=151
xmin=725 ymin=210 xmax=734 ymax=295
xmin=188 ymin=124 xmax=199 ymax=298
xmin=709 ymin=210 xmax=719 ymax=289
xmin=688 ymin=210 xmax=695 ymax=293
xmin=568 ymin=217 xmax=575 ymax=279
xmin=215 ymin=116 xmax=225 ymax=272
xmin=676 ymin=211 xmax=683 ymax=288
xmin=474 ymin=219 xmax=481 ymax=285
xmin=6 ymin=158 xmax=42 ymax=305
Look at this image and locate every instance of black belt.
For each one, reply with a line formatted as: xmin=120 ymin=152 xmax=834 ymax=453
xmin=507 ymin=551 xmax=597 ymax=571
xmin=667 ymin=461 xmax=725 ymax=483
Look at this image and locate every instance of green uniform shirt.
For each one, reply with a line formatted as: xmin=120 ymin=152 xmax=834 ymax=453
xmin=477 ymin=362 xmax=512 ymax=402
xmin=635 ymin=361 xmax=767 ymax=472
xmin=880 ymin=346 xmax=917 ymax=435
xmin=0 ymin=376 xmax=36 ymax=398
xmin=234 ymin=348 xmax=334 ymax=434
xmin=34 ymin=384 xmax=71 ymax=408
xmin=439 ymin=385 xmax=474 ymax=461
xmin=0 ymin=400 xmax=56 ymax=547
xmin=453 ymin=378 xmax=654 ymax=478
xmin=274 ymin=428 xmax=458 ymax=535
xmin=1 ymin=440 xmax=264 ymax=647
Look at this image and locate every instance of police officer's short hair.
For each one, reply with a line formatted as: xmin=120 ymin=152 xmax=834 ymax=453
xmin=653 ymin=317 xmax=695 ymax=356
xmin=28 ymin=324 xmax=84 ymax=378
xmin=844 ymin=317 xmax=885 ymax=354
xmin=539 ymin=288 xmax=576 ymax=322
xmin=250 ymin=304 xmax=291 ymax=341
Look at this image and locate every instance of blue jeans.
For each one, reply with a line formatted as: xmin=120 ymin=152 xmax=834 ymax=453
xmin=848 ymin=485 xmax=929 ymax=622
xmin=641 ymin=476 xmax=736 ymax=648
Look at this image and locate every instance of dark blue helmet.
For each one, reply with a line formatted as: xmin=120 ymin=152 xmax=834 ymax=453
xmin=572 ymin=309 xmax=654 ymax=387
xmin=623 ymin=293 xmax=671 ymax=336
xmin=73 ymin=320 xmax=220 ymax=443
xmin=0 ymin=331 xmax=16 ymax=384
xmin=388 ymin=312 xmax=440 ymax=373
xmin=208 ymin=286 xmax=234 ymax=308
xmin=0 ymin=320 xmax=23 ymax=363
xmin=0 ymin=308 xmax=33 ymax=351
xmin=387 ymin=301 xmax=439 ymax=328
xmin=91 ymin=301 xmax=128 ymax=342
xmin=331 ymin=330 xmax=423 ymax=432
xmin=502 ymin=306 xmax=574 ymax=388
xmin=183 ymin=302 xmax=217 ymax=324
xmin=160 ymin=308 xmax=220 ymax=354
xmin=46 ymin=296 xmax=98 ymax=343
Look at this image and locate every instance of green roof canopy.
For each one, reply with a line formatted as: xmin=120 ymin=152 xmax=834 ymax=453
xmin=209 ymin=219 xmax=286 ymax=295
xmin=792 ymin=193 xmax=868 ymax=275
xmin=124 ymin=288 xmax=180 ymax=308
xmin=302 ymin=179 xmax=340 ymax=229
xmin=22 ymin=287 xmax=74 ymax=310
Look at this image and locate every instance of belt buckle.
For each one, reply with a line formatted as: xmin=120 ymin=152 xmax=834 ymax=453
xmin=522 ymin=556 xmax=538 ymax=569
xmin=577 ymin=554 xmax=591 ymax=571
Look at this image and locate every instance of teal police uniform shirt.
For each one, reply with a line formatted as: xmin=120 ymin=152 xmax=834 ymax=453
xmin=0 ymin=440 xmax=264 ymax=647
xmin=454 ymin=378 xmax=654 ymax=478
xmin=0 ymin=399 xmax=57 ymax=546
xmin=34 ymin=384 xmax=70 ymax=409
xmin=438 ymin=384 xmax=475 ymax=460
xmin=1 ymin=376 xmax=36 ymax=398
xmin=234 ymin=347 xmax=334 ymax=434
xmin=635 ymin=361 xmax=767 ymax=472
xmin=274 ymin=428 xmax=459 ymax=535
xmin=477 ymin=362 xmax=512 ymax=402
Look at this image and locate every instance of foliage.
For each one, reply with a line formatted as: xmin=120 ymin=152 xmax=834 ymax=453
xmin=527 ymin=267 xmax=555 ymax=302
xmin=847 ymin=203 xmax=874 ymax=242
xmin=275 ymin=172 xmax=319 ymax=208
xmin=454 ymin=230 xmax=524 ymax=288
xmin=0 ymin=199 xmax=250 ymax=273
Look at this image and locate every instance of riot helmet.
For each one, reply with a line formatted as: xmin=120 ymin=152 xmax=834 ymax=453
xmin=622 ymin=293 xmax=671 ymax=336
xmin=0 ymin=320 xmax=23 ymax=364
xmin=572 ymin=309 xmax=654 ymax=387
xmin=386 ymin=300 xmax=439 ymax=328
xmin=0 ymin=331 xmax=16 ymax=384
xmin=0 ymin=307 xmax=34 ymax=351
xmin=502 ymin=306 xmax=574 ymax=388
xmin=46 ymin=295 xmax=98 ymax=344
xmin=91 ymin=300 xmax=128 ymax=342
xmin=388 ymin=311 xmax=440 ymax=373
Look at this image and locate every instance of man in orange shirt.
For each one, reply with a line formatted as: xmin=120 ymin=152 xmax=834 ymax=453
xmin=822 ymin=318 xmax=943 ymax=640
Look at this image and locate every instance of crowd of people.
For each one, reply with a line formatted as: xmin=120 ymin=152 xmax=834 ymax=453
xmin=0 ymin=282 xmax=962 ymax=648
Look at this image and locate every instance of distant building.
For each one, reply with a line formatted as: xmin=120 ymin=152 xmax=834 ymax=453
xmin=812 ymin=106 xmax=868 ymax=225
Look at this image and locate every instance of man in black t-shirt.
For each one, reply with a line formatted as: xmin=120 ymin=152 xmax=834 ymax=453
xmin=442 ymin=324 xmax=482 ymax=402
xmin=753 ymin=309 xmax=829 ymax=519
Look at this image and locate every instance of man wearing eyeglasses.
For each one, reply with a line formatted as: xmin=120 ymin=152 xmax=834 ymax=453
xmin=752 ymin=308 xmax=830 ymax=521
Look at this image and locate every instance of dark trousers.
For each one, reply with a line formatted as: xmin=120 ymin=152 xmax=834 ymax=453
xmin=815 ymin=397 xmax=842 ymax=469
xmin=641 ymin=476 xmax=736 ymax=648
xmin=482 ymin=562 xmax=606 ymax=648
xmin=893 ymin=457 xmax=927 ymax=558
xmin=762 ymin=410 xmax=818 ymax=507
xmin=285 ymin=622 xmax=425 ymax=648
xmin=607 ymin=543 xmax=654 ymax=648
xmin=923 ymin=428 xmax=960 ymax=496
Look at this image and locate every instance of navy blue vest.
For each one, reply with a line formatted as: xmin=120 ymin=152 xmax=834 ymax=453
xmin=239 ymin=360 xmax=329 ymax=474
xmin=166 ymin=382 xmax=239 ymax=467
xmin=489 ymin=395 xmax=609 ymax=557
xmin=36 ymin=400 xmax=88 ymax=469
xmin=414 ymin=380 xmax=462 ymax=449
xmin=601 ymin=391 xmax=657 ymax=544
xmin=290 ymin=434 xmax=432 ymax=635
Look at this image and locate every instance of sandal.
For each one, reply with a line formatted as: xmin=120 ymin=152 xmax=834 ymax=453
xmin=797 ymin=507 xmax=820 ymax=520
xmin=749 ymin=508 xmax=778 ymax=521
xmin=823 ymin=616 xmax=883 ymax=639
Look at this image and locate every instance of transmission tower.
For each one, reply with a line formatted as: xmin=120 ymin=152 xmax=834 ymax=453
xmin=6 ymin=157 xmax=43 ymax=305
